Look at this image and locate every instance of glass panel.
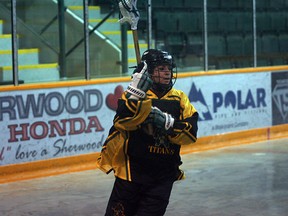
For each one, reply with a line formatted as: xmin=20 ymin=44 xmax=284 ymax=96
xmin=0 ymin=0 xmax=15 ymax=85
xmin=0 ymin=0 xmax=124 ymax=85
xmin=208 ymin=0 xmax=253 ymax=69
xmin=257 ymin=0 xmax=288 ymax=66
xmin=181 ymin=0 xmax=204 ymax=71
xmin=0 ymin=0 xmax=61 ymax=84
xmin=161 ymin=0 xmax=204 ymax=72
xmin=135 ymin=0 xmax=204 ymax=72
xmin=64 ymin=0 xmax=121 ymax=79
xmin=236 ymin=8 xmax=253 ymax=68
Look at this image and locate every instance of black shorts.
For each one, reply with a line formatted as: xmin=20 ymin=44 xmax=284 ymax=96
xmin=105 ymin=177 xmax=174 ymax=216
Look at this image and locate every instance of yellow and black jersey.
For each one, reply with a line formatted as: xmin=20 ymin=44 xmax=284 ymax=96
xmin=97 ymin=88 xmax=198 ymax=184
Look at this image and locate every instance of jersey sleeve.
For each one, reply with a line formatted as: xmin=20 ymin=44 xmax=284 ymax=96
xmin=169 ymin=91 xmax=198 ymax=145
xmin=113 ymin=92 xmax=152 ymax=131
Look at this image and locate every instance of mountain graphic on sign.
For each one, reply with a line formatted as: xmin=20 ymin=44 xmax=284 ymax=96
xmin=189 ymin=83 xmax=212 ymax=121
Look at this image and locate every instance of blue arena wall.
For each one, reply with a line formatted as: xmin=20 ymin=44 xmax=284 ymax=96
xmin=0 ymin=66 xmax=288 ymax=183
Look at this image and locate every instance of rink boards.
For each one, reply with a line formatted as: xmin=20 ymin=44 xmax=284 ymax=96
xmin=0 ymin=66 xmax=288 ymax=183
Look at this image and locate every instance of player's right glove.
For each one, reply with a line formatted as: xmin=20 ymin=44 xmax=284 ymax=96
xmin=126 ymin=61 xmax=153 ymax=100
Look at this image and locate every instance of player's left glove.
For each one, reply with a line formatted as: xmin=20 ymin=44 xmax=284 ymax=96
xmin=144 ymin=106 xmax=175 ymax=131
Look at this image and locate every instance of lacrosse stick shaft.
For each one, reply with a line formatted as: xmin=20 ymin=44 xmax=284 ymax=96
xmin=132 ymin=30 xmax=141 ymax=64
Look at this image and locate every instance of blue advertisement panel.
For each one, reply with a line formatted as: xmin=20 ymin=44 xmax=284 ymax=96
xmin=174 ymin=72 xmax=272 ymax=137
xmin=271 ymin=71 xmax=288 ymax=125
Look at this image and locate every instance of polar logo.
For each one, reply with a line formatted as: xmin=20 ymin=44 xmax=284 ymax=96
xmin=189 ymin=83 xmax=212 ymax=121
xmin=213 ymin=88 xmax=267 ymax=112
xmin=272 ymin=81 xmax=288 ymax=120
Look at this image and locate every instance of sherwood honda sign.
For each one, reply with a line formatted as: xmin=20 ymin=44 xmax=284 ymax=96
xmin=0 ymin=84 xmax=124 ymax=165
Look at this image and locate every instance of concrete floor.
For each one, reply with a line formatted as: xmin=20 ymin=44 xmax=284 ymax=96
xmin=0 ymin=138 xmax=287 ymax=216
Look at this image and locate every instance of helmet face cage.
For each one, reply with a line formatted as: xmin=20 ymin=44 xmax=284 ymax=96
xmin=141 ymin=49 xmax=177 ymax=92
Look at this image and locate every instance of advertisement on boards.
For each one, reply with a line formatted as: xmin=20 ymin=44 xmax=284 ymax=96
xmin=0 ymin=71 xmax=275 ymax=166
xmin=174 ymin=72 xmax=272 ymax=137
xmin=0 ymin=84 xmax=126 ymax=165
xmin=271 ymin=71 xmax=288 ymax=125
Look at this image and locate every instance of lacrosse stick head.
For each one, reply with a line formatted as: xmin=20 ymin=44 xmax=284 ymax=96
xmin=118 ymin=0 xmax=139 ymax=30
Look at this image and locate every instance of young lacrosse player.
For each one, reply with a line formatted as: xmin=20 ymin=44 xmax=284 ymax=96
xmin=97 ymin=49 xmax=199 ymax=216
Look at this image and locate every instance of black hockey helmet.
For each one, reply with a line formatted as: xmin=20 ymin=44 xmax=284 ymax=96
xmin=141 ymin=49 xmax=175 ymax=74
xmin=140 ymin=49 xmax=177 ymax=92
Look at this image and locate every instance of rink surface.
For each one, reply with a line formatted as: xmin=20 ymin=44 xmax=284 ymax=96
xmin=0 ymin=138 xmax=287 ymax=216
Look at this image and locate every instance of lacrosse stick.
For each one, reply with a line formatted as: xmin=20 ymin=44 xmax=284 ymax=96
xmin=118 ymin=0 xmax=141 ymax=64
xmin=119 ymin=0 xmax=155 ymax=134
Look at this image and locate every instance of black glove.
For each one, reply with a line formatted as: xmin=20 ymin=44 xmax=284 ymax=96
xmin=126 ymin=61 xmax=152 ymax=99
xmin=144 ymin=106 xmax=175 ymax=131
